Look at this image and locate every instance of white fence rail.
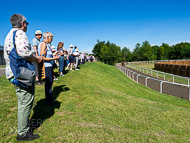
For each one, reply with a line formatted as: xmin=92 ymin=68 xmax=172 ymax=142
xmin=126 ymin=64 xmax=190 ymax=86
xmin=116 ymin=64 xmax=190 ymax=101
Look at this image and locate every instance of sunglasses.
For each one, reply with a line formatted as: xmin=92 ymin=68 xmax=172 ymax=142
xmin=23 ymin=21 xmax=29 ymax=25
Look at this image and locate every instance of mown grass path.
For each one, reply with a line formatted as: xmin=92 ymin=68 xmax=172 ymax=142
xmin=0 ymin=62 xmax=190 ymax=142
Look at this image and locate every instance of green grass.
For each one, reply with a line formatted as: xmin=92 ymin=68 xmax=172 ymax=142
xmin=131 ymin=63 xmax=189 ymax=85
xmin=1 ymin=62 xmax=190 ymax=142
xmin=0 ymin=65 xmax=5 ymax=68
xmin=132 ymin=63 xmax=155 ymax=70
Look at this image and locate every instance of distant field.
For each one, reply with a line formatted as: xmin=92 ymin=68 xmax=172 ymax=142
xmin=132 ymin=63 xmax=154 ymax=70
xmin=0 ymin=65 xmax=5 ymax=68
xmin=1 ymin=62 xmax=190 ymax=142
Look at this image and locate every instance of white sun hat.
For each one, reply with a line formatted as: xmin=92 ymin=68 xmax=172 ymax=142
xmin=35 ymin=30 xmax=42 ymax=35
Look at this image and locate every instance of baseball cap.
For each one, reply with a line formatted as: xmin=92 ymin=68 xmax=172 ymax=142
xmin=70 ymin=44 xmax=73 ymax=47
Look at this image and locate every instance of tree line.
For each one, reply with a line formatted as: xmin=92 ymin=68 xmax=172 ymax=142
xmin=92 ymin=40 xmax=190 ymax=65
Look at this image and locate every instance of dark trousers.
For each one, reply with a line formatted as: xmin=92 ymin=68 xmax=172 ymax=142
xmin=45 ymin=67 xmax=54 ymax=103
xmin=58 ymin=56 xmax=64 ymax=73
xmin=63 ymin=59 xmax=66 ymax=74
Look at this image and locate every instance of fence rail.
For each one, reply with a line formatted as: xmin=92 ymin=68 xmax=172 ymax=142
xmin=126 ymin=64 xmax=190 ymax=86
xmin=116 ymin=64 xmax=190 ymax=101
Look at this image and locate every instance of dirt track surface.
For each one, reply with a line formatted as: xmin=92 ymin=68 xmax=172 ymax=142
xmin=119 ymin=66 xmax=189 ymax=100
xmin=0 ymin=68 xmax=5 ymax=76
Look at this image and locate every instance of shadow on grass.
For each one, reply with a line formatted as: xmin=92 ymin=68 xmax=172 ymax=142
xmin=30 ymin=85 xmax=70 ymax=132
xmin=54 ymin=69 xmax=69 ymax=77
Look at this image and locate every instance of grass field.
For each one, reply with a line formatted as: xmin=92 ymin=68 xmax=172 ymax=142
xmin=1 ymin=62 xmax=190 ymax=142
xmin=131 ymin=63 xmax=189 ymax=85
xmin=0 ymin=65 xmax=5 ymax=68
xmin=132 ymin=63 xmax=155 ymax=70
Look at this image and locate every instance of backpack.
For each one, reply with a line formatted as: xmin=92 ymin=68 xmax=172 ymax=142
xmin=8 ymin=30 xmax=35 ymax=87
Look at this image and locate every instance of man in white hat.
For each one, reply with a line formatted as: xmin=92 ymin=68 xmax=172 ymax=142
xmin=66 ymin=44 xmax=74 ymax=70
xmin=31 ymin=30 xmax=43 ymax=85
xmin=73 ymin=48 xmax=80 ymax=70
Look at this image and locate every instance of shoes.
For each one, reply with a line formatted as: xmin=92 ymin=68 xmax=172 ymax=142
xmin=60 ymin=74 xmax=64 ymax=76
xmin=70 ymin=68 xmax=72 ymax=71
xmin=35 ymin=81 xmax=43 ymax=86
xmin=66 ymin=67 xmax=68 ymax=70
xmin=75 ymin=68 xmax=79 ymax=70
xmin=16 ymin=130 xmax=39 ymax=142
xmin=54 ymin=76 xmax=58 ymax=80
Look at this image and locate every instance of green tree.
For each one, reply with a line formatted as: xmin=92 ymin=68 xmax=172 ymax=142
xmin=122 ymin=47 xmax=132 ymax=62
xmin=132 ymin=43 xmax=141 ymax=61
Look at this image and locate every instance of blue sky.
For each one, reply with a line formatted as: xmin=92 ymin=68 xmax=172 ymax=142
xmin=0 ymin=0 xmax=190 ymax=53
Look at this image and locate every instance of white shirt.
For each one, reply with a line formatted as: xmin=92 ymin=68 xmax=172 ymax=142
xmin=73 ymin=51 xmax=79 ymax=56
xmin=4 ymin=28 xmax=32 ymax=79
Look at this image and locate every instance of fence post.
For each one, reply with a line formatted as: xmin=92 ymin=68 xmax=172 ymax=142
xmin=160 ymin=81 xmax=166 ymax=93
xmin=157 ymin=72 xmax=158 ymax=78
xmin=173 ymin=76 xmax=174 ymax=83
xmin=137 ymin=75 xmax=139 ymax=83
xmin=145 ymin=77 xmax=150 ymax=87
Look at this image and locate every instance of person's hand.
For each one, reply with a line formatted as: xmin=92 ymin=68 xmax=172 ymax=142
xmin=52 ymin=51 xmax=59 ymax=56
xmin=37 ymin=56 xmax=43 ymax=63
xmin=51 ymin=49 xmax=56 ymax=52
xmin=53 ymin=55 xmax=60 ymax=60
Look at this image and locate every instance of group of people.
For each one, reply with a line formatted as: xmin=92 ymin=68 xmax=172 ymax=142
xmin=32 ymin=32 xmax=95 ymax=79
xmin=3 ymin=14 xmax=95 ymax=142
xmin=57 ymin=43 xmax=95 ymax=76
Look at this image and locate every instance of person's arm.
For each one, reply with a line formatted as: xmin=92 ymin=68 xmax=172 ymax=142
xmin=26 ymin=55 xmax=42 ymax=63
xmin=33 ymin=46 xmax=38 ymax=56
xmin=15 ymin=30 xmax=33 ymax=59
xmin=41 ymin=43 xmax=60 ymax=61
xmin=53 ymin=51 xmax=59 ymax=57
xmin=14 ymin=30 xmax=42 ymax=63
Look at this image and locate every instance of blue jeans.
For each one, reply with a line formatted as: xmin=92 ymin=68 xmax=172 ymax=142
xmin=58 ymin=56 xmax=64 ymax=73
